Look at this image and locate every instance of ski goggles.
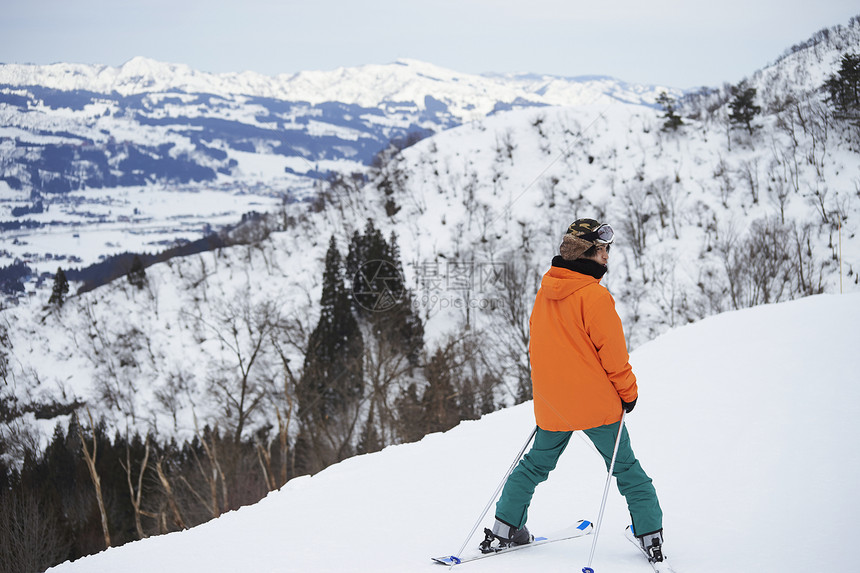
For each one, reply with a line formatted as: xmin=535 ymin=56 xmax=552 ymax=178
xmin=578 ymin=223 xmax=614 ymax=244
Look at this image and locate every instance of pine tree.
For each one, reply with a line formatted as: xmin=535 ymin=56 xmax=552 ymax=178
xmin=347 ymin=219 xmax=400 ymax=312
xmin=127 ymin=255 xmax=147 ymax=290
xmin=0 ymin=323 xmax=10 ymax=385
xmin=395 ymin=382 xmax=426 ymax=443
xmin=356 ymin=406 xmax=382 ymax=455
xmin=825 ymin=52 xmax=860 ymax=116
xmin=300 ymin=236 xmax=364 ymax=422
xmin=48 ymin=268 xmax=69 ymax=307
xmin=656 ymin=91 xmax=683 ymax=131
xmin=421 ymin=347 xmax=460 ymax=435
xmin=298 ymin=236 xmax=366 ymax=472
xmin=728 ymin=81 xmax=761 ymax=135
xmin=347 ymin=220 xmax=423 ymax=366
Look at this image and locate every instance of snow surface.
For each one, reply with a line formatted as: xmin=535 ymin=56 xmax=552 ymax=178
xmin=47 ymin=292 xmax=860 ymax=573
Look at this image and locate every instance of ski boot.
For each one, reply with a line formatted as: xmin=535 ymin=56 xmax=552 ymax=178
xmin=478 ymin=518 xmax=534 ymax=553
xmin=636 ymin=529 xmax=664 ymax=563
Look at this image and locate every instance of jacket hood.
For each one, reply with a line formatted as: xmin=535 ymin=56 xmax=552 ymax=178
xmin=539 ymin=266 xmax=600 ymax=301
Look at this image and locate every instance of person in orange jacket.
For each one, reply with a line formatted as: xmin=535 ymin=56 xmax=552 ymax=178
xmin=483 ymin=218 xmax=664 ymax=561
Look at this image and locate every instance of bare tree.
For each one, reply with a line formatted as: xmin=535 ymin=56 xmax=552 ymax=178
xmin=271 ymin=330 xmax=304 ymax=484
xmin=791 ymin=221 xmax=825 ymax=296
xmin=648 ymin=253 xmax=685 ymax=328
xmin=256 ymin=435 xmax=278 ymax=491
xmin=495 ymin=129 xmax=516 ymax=165
xmin=155 ymin=457 xmax=187 ymax=530
xmin=77 ymin=408 xmax=111 ymax=549
xmin=195 ymin=297 xmax=283 ymax=442
xmin=619 ymin=183 xmax=653 ymax=269
xmin=649 ymin=177 xmax=685 ymax=239
xmin=255 ymin=340 xmax=299 ymax=489
xmin=120 ymin=433 xmax=151 ymax=540
xmin=807 ymin=183 xmax=830 ymax=224
xmin=482 ymin=254 xmax=538 ymax=403
xmin=713 ymin=155 xmax=734 ymax=207
xmin=361 ymin=321 xmax=416 ymax=445
xmin=767 ymin=156 xmax=791 ymax=223
xmin=0 ymin=488 xmax=70 ymax=573
xmin=738 ymin=158 xmax=761 ymax=204
xmin=693 ymin=264 xmax=729 ymax=319
xmin=179 ymin=425 xmax=228 ymax=520
xmin=718 ymin=217 xmax=798 ymax=309
xmin=77 ymin=299 xmax=140 ymax=419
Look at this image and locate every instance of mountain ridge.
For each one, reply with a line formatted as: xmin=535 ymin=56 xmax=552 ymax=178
xmin=0 ymin=56 xmax=676 ymax=112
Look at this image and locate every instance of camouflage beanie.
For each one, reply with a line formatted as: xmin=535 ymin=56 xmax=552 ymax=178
xmin=559 ymin=218 xmax=602 ymax=261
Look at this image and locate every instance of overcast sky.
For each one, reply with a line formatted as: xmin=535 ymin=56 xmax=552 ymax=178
xmin=2 ymin=1 xmax=857 ymax=88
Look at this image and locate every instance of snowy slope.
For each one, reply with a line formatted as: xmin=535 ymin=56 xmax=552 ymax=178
xmin=47 ymin=293 xmax=860 ymax=573
xmin=375 ymin=94 xmax=860 ymax=348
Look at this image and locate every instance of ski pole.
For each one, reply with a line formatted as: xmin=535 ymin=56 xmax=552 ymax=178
xmin=582 ymin=410 xmax=626 ymax=573
xmin=450 ymin=425 xmax=538 ymax=566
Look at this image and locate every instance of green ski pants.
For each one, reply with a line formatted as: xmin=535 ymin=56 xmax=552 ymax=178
xmin=494 ymin=423 xmax=663 ymax=535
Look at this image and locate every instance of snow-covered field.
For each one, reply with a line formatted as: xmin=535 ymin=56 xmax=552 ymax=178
xmin=1 ymin=184 xmax=283 ymax=267
xmin=47 ymin=292 xmax=860 ymax=573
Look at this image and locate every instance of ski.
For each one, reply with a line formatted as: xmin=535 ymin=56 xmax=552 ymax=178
xmin=432 ymin=520 xmax=593 ymax=566
xmin=624 ymin=526 xmax=677 ymax=573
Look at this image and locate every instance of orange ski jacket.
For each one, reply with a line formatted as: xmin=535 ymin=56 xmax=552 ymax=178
xmin=529 ymin=265 xmax=638 ymax=431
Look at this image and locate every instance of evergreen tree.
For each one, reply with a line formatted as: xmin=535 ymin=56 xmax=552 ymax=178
xmin=394 ymin=382 xmax=425 ymax=443
xmin=728 ymin=81 xmax=761 ymax=135
xmin=126 ymin=255 xmax=147 ymax=290
xmin=0 ymin=324 xmax=10 ymax=385
xmin=478 ymin=373 xmax=497 ymax=415
xmin=300 ymin=236 xmax=364 ymax=422
xmin=825 ymin=52 xmax=860 ymax=116
xmin=656 ymin=91 xmax=683 ymax=131
xmin=421 ymin=347 xmax=460 ymax=435
xmin=457 ymin=377 xmax=478 ymax=422
xmin=48 ymin=267 xmax=69 ymax=307
xmin=347 ymin=220 xmax=423 ymax=367
xmin=298 ymin=236 xmax=365 ymax=472
xmin=291 ymin=430 xmax=315 ymax=477
xmin=356 ymin=407 xmax=382 ymax=455
xmin=347 ymin=219 xmax=399 ymax=312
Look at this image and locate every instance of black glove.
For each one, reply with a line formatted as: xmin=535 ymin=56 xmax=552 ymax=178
xmin=622 ymin=397 xmax=637 ymax=413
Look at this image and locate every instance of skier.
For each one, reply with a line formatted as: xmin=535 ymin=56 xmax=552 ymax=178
xmin=483 ymin=218 xmax=665 ymax=562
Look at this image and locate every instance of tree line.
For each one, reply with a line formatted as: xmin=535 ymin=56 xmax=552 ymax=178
xmin=1 ymin=218 xmax=503 ymax=572
xmin=0 ymin=413 xmax=275 ymax=573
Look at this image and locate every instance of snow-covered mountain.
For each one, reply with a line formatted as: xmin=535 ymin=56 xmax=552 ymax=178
xmin=45 ymin=292 xmax=860 ymax=573
xmin=1 ymin=15 xmax=860 ymax=571
xmin=2 ymin=15 xmax=858 ymax=451
xmin=0 ymin=56 xmax=673 ymax=111
xmin=0 ymin=57 xmax=679 ymax=282
xmin=0 ymin=56 xmax=675 ymax=195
